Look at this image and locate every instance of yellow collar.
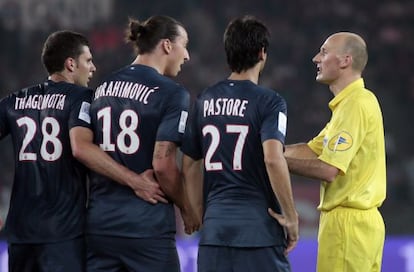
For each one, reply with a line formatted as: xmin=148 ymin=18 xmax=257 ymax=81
xmin=328 ymin=78 xmax=365 ymax=110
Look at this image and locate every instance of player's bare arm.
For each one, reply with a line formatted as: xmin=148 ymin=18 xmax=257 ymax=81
xmin=182 ymin=154 xmax=203 ymax=232
xmin=153 ymin=141 xmax=181 ymax=199
xmin=153 ymin=141 xmax=200 ymax=233
xmin=284 ymin=144 xmax=339 ymax=182
xmin=70 ymin=126 xmax=167 ymax=204
xmin=263 ymin=139 xmax=299 ymax=254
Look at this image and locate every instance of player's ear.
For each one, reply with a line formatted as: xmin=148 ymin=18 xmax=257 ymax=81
xmin=258 ymin=47 xmax=266 ymax=61
xmin=162 ymin=39 xmax=172 ymax=54
xmin=65 ymin=57 xmax=76 ymax=72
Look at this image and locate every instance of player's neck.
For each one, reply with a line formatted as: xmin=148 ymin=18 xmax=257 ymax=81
xmin=132 ymin=54 xmax=165 ymax=75
xmin=228 ymin=73 xmax=258 ymax=84
xmin=49 ymin=72 xmax=74 ymax=84
xmin=228 ymin=70 xmax=259 ymax=84
xmin=228 ymin=62 xmax=262 ymax=84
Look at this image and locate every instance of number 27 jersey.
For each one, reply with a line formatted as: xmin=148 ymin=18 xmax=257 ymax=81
xmin=182 ymin=79 xmax=288 ymax=247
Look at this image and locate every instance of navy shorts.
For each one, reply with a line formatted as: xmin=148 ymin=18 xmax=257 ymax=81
xmin=87 ymin=235 xmax=180 ymax=272
xmin=8 ymin=237 xmax=85 ymax=272
xmin=198 ymin=245 xmax=291 ymax=272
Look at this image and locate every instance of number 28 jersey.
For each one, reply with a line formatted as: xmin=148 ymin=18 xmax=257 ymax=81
xmin=0 ymin=80 xmax=92 ymax=243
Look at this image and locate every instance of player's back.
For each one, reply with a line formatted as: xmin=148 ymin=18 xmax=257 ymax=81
xmin=87 ymin=64 xmax=189 ymax=238
xmin=0 ymin=80 xmax=92 ymax=243
xmin=183 ymin=79 xmax=288 ymax=247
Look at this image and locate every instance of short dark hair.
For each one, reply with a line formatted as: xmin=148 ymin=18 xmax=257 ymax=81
xmin=41 ymin=30 xmax=90 ymax=74
xmin=224 ymin=16 xmax=270 ymax=73
xmin=126 ymin=15 xmax=184 ymax=54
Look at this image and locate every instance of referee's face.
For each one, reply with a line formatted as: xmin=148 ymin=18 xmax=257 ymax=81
xmin=312 ymin=35 xmax=343 ymax=85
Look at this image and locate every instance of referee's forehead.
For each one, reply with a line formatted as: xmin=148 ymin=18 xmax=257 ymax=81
xmin=322 ymin=35 xmax=344 ymax=52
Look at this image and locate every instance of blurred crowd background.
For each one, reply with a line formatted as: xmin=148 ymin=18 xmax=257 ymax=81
xmin=0 ymin=0 xmax=413 ymax=237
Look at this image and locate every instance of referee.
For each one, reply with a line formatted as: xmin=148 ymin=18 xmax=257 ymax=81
xmin=283 ymin=32 xmax=386 ymax=272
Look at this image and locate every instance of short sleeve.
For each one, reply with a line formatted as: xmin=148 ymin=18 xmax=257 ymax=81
xmin=307 ymin=125 xmax=328 ymax=156
xmin=317 ymin=101 xmax=367 ymax=174
xmin=260 ymin=93 xmax=288 ymax=144
xmin=68 ymin=88 xmax=93 ymax=130
xmin=181 ymin=96 xmax=203 ymax=160
xmin=156 ymin=87 xmax=190 ymax=144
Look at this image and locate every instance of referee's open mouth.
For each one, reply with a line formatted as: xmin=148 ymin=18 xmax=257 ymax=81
xmin=316 ymin=66 xmax=322 ymax=74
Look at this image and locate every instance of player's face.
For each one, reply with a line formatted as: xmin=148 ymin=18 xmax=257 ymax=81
xmin=74 ymin=45 xmax=96 ymax=87
xmin=165 ymin=26 xmax=190 ymax=77
xmin=312 ymin=36 xmax=343 ymax=85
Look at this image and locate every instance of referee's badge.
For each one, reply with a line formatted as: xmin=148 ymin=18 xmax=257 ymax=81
xmin=327 ymin=131 xmax=353 ymax=151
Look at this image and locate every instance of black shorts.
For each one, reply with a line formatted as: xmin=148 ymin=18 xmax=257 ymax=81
xmin=8 ymin=237 xmax=85 ymax=272
xmin=87 ymin=235 xmax=180 ymax=272
xmin=198 ymin=245 xmax=291 ymax=272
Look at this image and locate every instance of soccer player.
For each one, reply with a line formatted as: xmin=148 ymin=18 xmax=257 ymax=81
xmin=283 ymin=32 xmax=386 ymax=271
xmin=0 ymin=30 xmax=95 ymax=272
xmin=86 ymin=15 xmax=198 ymax=271
xmin=181 ymin=16 xmax=299 ymax=272
xmin=0 ymin=30 xmax=165 ymax=272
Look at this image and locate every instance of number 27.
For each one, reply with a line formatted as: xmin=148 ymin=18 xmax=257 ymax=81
xmin=202 ymin=124 xmax=248 ymax=171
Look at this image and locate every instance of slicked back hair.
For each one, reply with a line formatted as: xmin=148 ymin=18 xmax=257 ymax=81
xmin=126 ymin=15 xmax=184 ymax=54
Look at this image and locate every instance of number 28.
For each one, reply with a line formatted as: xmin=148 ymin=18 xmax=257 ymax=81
xmin=17 ymin=116 xmax=62 ymax=161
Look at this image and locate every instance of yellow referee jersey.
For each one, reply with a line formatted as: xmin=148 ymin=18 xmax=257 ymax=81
xmin=308 ymin=78 xmax=386 ymax=211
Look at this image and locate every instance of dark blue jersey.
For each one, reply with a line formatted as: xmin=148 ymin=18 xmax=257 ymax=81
xmin=87 ymin=64 xmax=189 ymax=238
xmin=181 ymin=79 xmax=288 ymax=247
xmin=0 ymin=80 xmax=92 ymax=243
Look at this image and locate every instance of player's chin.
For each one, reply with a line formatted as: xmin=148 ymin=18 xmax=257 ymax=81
xmin=175 ymin=65 xmax=182 ymax=75
xmin=85 ymin=76 xmax=94 ymax=86
xmin=169 ymin=68 xmax=180 ymax=77
xmin=81 ymin=80 xmax=89 ymax=87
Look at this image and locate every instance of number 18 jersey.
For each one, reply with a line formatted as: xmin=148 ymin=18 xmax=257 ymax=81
xmin=87 ymin=64 xmax=189 ymax=238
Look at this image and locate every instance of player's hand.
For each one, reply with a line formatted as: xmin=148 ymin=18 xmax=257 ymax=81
xmin=131 ymin=169 xmax=168 ymax=204
xmin=268 ymin=208 xmax=299 ymax=255
xmin=181 ymin=207 xmax=202 ymax=234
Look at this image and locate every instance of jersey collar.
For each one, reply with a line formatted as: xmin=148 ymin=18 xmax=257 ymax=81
xmin=328 ymin=78 xmax=365 ymax=110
